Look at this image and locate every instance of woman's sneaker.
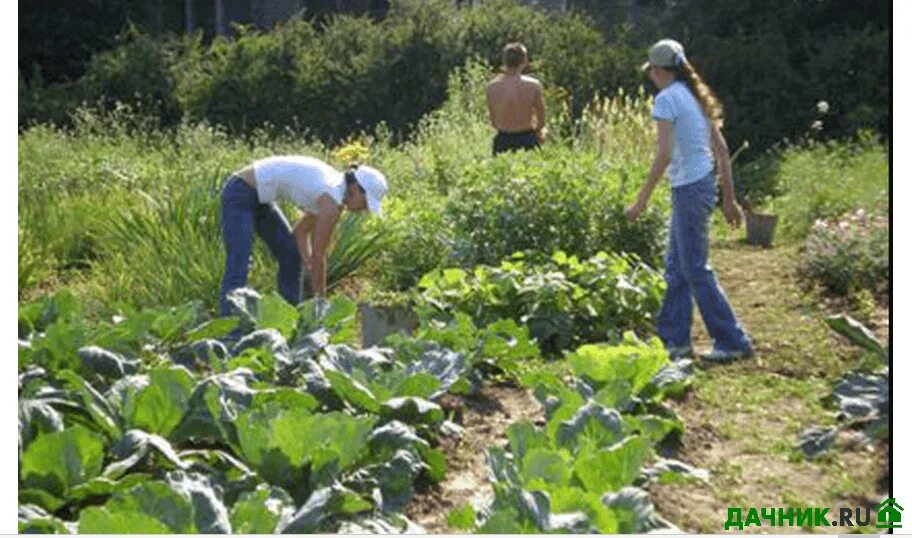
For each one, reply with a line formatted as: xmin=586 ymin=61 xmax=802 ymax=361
xmin=667 ymin=345 xmax=693 ymax=360
xmin=700 ymin=347 xmax=754 ymax=364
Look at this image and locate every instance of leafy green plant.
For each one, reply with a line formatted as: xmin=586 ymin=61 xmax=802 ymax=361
xmin=17 ymin=290 xmax=483 ymax=533
xmin=446 ymin=146 xmax=666 ymax=269
xmin=415 ymin=251 xmax=664 ymax=356
xmin=462 ymin=334 xmax=684 ymax=534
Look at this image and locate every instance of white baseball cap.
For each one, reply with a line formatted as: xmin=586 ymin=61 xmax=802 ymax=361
xmin=352 ymin=165 xmax=388 ymax=215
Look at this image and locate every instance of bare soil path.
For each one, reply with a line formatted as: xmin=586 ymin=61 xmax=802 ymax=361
xmin=406 ymin=386 xmax=543 ymax=533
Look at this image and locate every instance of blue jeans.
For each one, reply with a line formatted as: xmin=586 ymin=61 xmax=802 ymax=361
xmin=656 ymin=174 xmax=752 ymax=352
xmin=219 ymin=176 xmax=301 ymax=316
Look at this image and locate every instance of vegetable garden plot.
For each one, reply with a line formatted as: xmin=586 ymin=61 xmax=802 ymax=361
xmin=18 ymin=289 xmax=524 ymax=533
xmin=19 ymin=280 xmax=693 ymax=534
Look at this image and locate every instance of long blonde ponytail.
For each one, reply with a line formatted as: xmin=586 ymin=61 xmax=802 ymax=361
xmin=678 ymin=61 xmax=724 ymax=127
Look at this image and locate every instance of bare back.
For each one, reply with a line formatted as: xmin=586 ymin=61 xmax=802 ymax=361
xmin=485 ymin=74 xmax=545 ymax=133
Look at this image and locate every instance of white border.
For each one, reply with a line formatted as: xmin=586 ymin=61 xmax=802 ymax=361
xmin=7 ymin=0 xmax=20 ymax=533
xmin=893 ymin=3 xmax=907 ymax=533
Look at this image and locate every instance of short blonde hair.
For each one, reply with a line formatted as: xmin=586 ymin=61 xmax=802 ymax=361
xmin=502 ymin=42 xmax=528 ymax=69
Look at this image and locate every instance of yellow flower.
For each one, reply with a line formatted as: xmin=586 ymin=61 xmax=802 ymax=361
xmin=333 ymin=142 xmax=370 ymax=166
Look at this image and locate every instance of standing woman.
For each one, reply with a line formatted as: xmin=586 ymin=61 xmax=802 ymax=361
xmin=625 ymin=39 xmax=753 ymax=362
xmin=219 ymin=155 xmax=388 ymax=316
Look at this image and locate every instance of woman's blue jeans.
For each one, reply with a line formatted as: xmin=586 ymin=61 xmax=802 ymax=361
xmin=656 ymin=174 xmax=752 ymax=352
xmin=219 ymin=176 xmax=301 ymax=316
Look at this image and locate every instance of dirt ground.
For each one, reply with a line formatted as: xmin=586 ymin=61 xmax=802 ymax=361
xmin=406 ymin=385 xmax=543 ymax=533
xmin=648 ymin=240 xmax=889 ymax=534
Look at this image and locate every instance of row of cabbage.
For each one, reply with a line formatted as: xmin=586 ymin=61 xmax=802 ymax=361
xmin=18 ymin=288 xmax=540 ymax=533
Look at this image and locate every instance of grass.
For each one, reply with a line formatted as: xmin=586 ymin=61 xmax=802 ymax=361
xmin=648 ymin=239 xmax=887 ymax=535
xmin=766 ymin=133 xmax=888 ymax=241
xmin=19 ymin=61 xmax=660 ymax=316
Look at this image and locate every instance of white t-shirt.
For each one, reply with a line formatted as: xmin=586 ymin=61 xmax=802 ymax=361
xmin=252 ymin=156 xmax=345 ymax=213
xmin=652 ymin=81 xmax=715 ymax=187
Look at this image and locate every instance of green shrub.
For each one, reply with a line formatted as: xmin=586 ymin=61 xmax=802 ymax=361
xmin=415 ymin=251 xmax=665 ymax=355
xmin=446 ymin=145 xmax=666 ymax=268
xmin=765 ymin=133 xmax=888 ymax=239
xmin=798 ymin=205 xmax=888 ymax=302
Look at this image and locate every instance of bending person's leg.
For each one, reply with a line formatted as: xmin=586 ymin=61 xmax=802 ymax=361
xmin=255 ymin=203 xmax=303 ymax=306
xmin=219 ymin=177 xmax=258 ymax=316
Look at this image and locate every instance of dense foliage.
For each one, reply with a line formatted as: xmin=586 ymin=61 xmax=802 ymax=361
xmin=20 ymin=0 xmax=888 ymax=154
xmin=450 ymin=334 xmax=691 ymax=533
xmin=17 ymin=288 xmax=544 ymax=533
xmin=416 ymin=251 xmax=665 ymax=355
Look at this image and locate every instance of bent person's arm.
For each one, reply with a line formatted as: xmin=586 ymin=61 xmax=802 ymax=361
xmin=309 ymin=196 xmax=340 ymax=297
xmin=293 ymin=214 xmax=315 ymax=268
xmin=710 ymin=124 xmax=743 ymax=227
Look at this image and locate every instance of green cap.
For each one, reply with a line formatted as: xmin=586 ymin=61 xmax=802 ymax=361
xmin=641 ymin=39 xmax=686 ymax=71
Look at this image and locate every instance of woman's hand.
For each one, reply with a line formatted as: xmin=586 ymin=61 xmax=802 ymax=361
xmin=625 ymin=198 xmax=647 ymax=221
xmin=722 ymin=196 xmax=744 ymax=228
xmin=301 ymin=253 xmax=314 ymax=273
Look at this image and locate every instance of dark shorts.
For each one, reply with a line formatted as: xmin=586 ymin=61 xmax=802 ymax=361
xmin=493 ymin=130 xmax=539 ymax=156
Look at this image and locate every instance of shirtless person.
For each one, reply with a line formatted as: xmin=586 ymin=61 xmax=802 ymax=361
xmin=485 ymin=42 xmax=547 ymax=156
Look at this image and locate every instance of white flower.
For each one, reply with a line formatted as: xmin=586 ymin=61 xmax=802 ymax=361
xmin=816 ymin=101 xmax=830 ymax=114
xmin=811 ymin=120 xmax=823 ymax=131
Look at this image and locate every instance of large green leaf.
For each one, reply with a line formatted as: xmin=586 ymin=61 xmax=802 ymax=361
xmin=325 ymin=370 xmax=381 ymax=413
xmin=20 ymin=425 xmax=105 ymax=497
xmin=507 ymin=421 xmax=549 ymax=462
xmin=256 ymin=292 xmax=300 ymax=340
xmin=124 ymin=366 xmax=195 ymax=437
xmin=447 ymin=503 xmax=476 ymax=530
xmin=237 ymin=405 xmax=374 ymax=490
xmin=77 ymin=346 xmax=140 ymax=379
xmin=230 ymin=485 xmax=294 ymax=534
xmin=56 ymin=370 xmax=120 ymax=440
xmin=297 ymin=296 xmax=358 ymax=345
xmin=166 ymin=471 xmax=231 ymax=533
xmin=394 ymin=373 xmax=442 ymax=399
xmin=521 ymin=447 xmax=572 ymax=489
xmin=68 ymin=473 xmax=151 ymax=504
xmin=568 ymin=336 xmax=668 ymax=408
xmin=477 ymin=507 xmax=536 ymax=533
xmin=184 ymin=317 xmax=240 ymax=342
xmin=381 ymin=397 xmax=444 ymax=425
xmin=826 ymin=314 xmax=887 ymax=359
xmin=420 ymin=446 xmax=448 ymax=483
xmin=77 ymin=481 xmax=196 ymax=533
xmin=549 ymin=486 xmax=619 ymax=533
xmin=18 ymin=489 xmax=64 ymax=512
xmin=78 ymin=508 xmax=173 ymax=534
xmin=624 ymin=414 xmax=684 ymax=444
xmin=170 ymin=371 xmax=257 ymax=445
xmin=276 ymin=412 xmax=375 ymax=472
xmin=574 ymin=436 xmax=650 ymax=494
xmin=554 ymin=402 xmax=624 ymax=453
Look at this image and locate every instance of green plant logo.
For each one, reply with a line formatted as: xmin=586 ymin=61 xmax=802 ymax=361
xmin=876 ymin=498 xmax=903 ymax=529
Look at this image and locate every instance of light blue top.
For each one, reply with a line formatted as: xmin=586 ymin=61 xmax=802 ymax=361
xmin=652 ymin=80 xmax=715 ymax=187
